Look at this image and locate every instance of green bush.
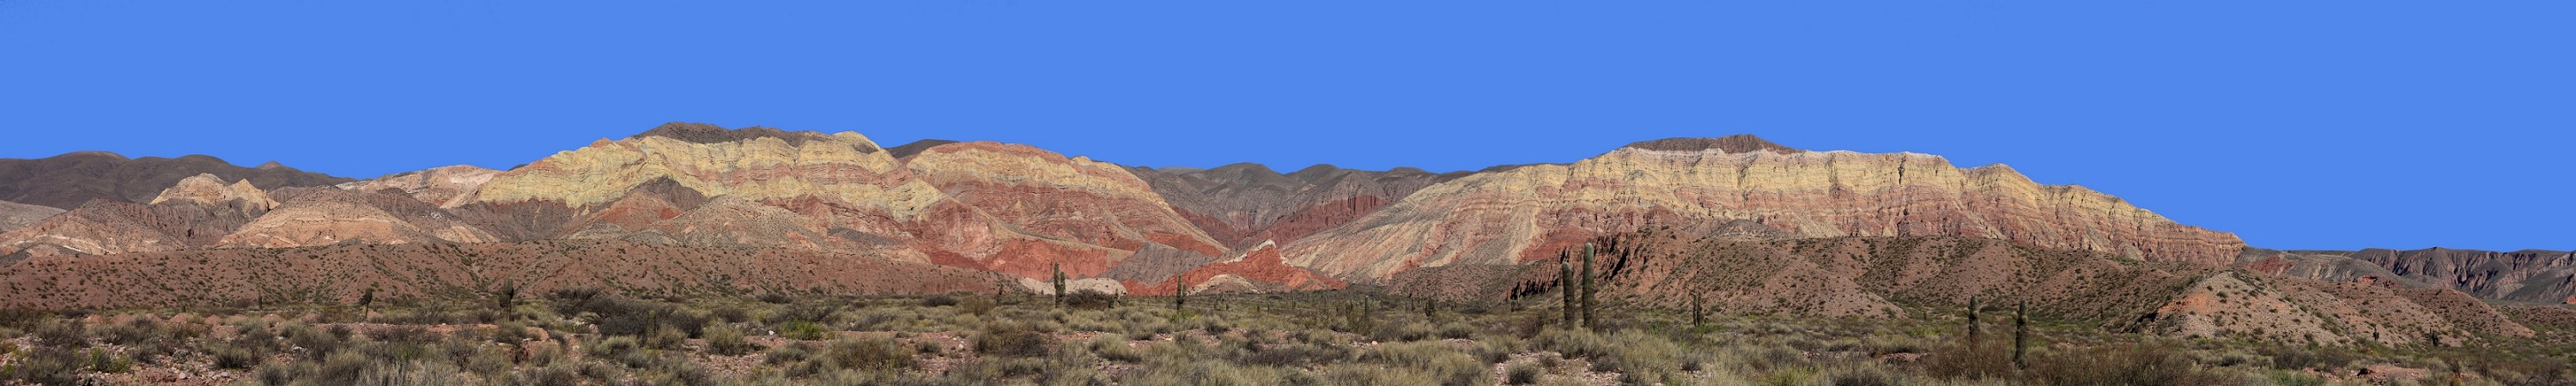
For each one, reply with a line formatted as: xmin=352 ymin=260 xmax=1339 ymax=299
xmin=1359 ymin=341 xmax=1487 ymax=386
xmin=704 ymin=322 xmax=760 ymax=356
xmin=975 ymin=325 xmax=1052 ymax=358
xmin=781 ymin=320 xmax=832 ymax=341
xmin=2023 ymin=343 xmax=2233 ymax=386
xmin=6 ymin=347 xmax=77 ymax=384
xmin=823 ymin=335 xmax=914 ymax=371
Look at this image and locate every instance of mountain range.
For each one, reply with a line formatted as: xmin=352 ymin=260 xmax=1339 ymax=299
xmin=2 ymin=123 xmax=2566 ymax=347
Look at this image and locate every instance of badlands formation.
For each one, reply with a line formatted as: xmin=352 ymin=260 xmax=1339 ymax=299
xmin=0 ymin=124 xmax=2567 ymax=347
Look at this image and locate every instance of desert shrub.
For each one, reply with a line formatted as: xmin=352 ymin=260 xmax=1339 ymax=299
xmin=519 ymin=365 xmax=580 ymax=386
xmin=590 ymin=335 xmax=642 ymax=359
xmin=1920 ymin=340 xmax=2014 ymax=380
xmin=312 ymin=350 xmax=374 ymax=386
xmin=647 ymin=323 xmax=689 ymax=349
xmin=4 ymin=347 xmax=76 ymax=384
xmin=823 ymin=335 xmax=914 ymax=371
xmin=1437 ymin=322 xmax=1477 ymax=340
xmin=99 ymin=317 xmax=164 ymax=346
xmin=781 ymin=320 xmax=832 ymax=341
xmin=975 ymin=324 xmax=1052 ymax=358
xmin=369 ymin=325 xmax=439 ymax=343
xmin=355 ymin=358 xmax=472 ymax=386
xmin=758 ymin=292 xmax=795 ymax=305
xmin=1065 ymin=290 xmax=1120 ymax=310
xmin=2023 ymin=343 xmax=2233 ymax=386
xmin=704 ymin=322 xmax=760 ymax=356
xmin=769 ymin=301 xmax=843 ymax=326
xmin=1817 ymin=362 xmax=1908 ymax=386
xmin=30 ymin=319 xmax=83 ymax=348
xmin=1236 ymin=341 xmax=1352 ymax=368
xmin=765 ymin=342 xmax=816 ymax=365
xmin=1370 ymin=322 xmax=1433 ymax=342
xmin=708 ymin=305 xmax=751 ymax=323
xmin=920 ymin=295 xmax=960 ymax=307
xmin=2259 ymin=346 xmax=2356 ymax=371
xmin=1360 ymin=341 xmax=1488 ymax=386
xmin=1506 ymin=361 xmax=1546 ymax=384
xmin=1089 ymin=335 xmax=1143 ymax=363
xmin=1531 ymin=329 xmax=1613 ymax=360
xmin=285 ymin=323 xmax=347 ymax=360
xmin=1321 ymin=363 xmax=1442 ymax=386
xmin=211 ymin=341 xmax=264 ymax=369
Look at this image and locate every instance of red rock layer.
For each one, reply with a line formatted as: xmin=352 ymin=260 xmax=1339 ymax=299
xmin=1121 ymin=243 xmax=1344 ymax=295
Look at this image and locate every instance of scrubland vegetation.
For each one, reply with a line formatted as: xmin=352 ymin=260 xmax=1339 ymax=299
xmin=0 ymin=286 xmax=2568 ymax=385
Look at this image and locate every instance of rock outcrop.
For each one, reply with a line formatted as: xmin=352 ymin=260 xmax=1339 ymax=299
xmin=215 ymin=189 xmax=501 ymax=249
xmin=902 ymin=142 xmax=1228 ymax=278
xmin=0 ymin=152 xmax=349 ymax=209
xmin=0 ymin=200 xmax=64 ymax=232
xmin=0 ymin=200 xmax=254 ymax=258
xmin=466 ymin=124 xmax=1238 ymax=282
xmin=2245 ymin=247 xmax=2576 ymax=305
xmin=1287 ymin=135 xmax=2246 ymax=280
xmin=148 ymin=173 xmax=280 ymax=215
xmin=337 ymin=165 xmax=501 ymax=208
xmin=1133 ymin=163 xmax=1467 ymax=248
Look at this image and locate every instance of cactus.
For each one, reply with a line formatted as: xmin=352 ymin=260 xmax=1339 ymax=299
xmin=495 ymin=279 xmax=517 ymax=311
xmin=1580 ymin=243 xmax=1596 ymax=329
xmin=1966 ymin=296 xmax=1981 ymax=345
xmin=1052 ymin=262 xmax=1067 ymax=308
xmin=1558 ymin=250 xmax=1576 ymax=327
xmin=1690 ymin=290 xmax=1706 ymax=327
xmin=1174 ymin=274 xmax=1188 ymax=309
xmin=2014 ymin=300 xmax=2029 ymax=369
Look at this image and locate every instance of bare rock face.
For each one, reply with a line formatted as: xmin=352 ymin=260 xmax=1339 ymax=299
xmin=902 ymin=142 xmax=1228 ymax=279
xmin=1286 ymin=136 xmax=2246 ymax=280
xmin=465 ymin=124 xmax=1235 ymax=283
xmin=1132 ymin=163 xmax=1465 ymax=248
xmin=0 ymin=200 xmax=253 ymax=257
xmin=0 ymin=200 xmax=64 ymax=232
xmin=215 ymin=189 xmax=499 ymax=249
xmin=149 ymin=173 xmax=280 ymax=215
xmin=1120 ymin=242 xmax=1344 ymax=295
xmin=2248 ymin=248 xmax=2576 ymax=305
xmin=0 ymin=152 xmax=349 ymax=209
xmin=473 ymin=122 xmax=943 ymax=216
xmin=337 ymin=165 xmax=500 ymax=208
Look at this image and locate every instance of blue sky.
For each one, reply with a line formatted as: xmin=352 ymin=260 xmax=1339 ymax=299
xmin=2 ymin=1 xmax=2567 ymax=250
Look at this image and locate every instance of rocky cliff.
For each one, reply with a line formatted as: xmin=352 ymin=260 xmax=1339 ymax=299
xmin=1286 ymin=135 xmax=2247 ymax=280
xmin=1133 ymin=163 xmax=1467 ymax=248
xmin=337 ymin=165 xmax=501 ymax=208
xmin=2245 ymin=247 xmax=2576 ymax=305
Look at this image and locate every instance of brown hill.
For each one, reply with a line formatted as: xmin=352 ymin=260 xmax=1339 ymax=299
xmin=335 ymin=165 xmax=501 ymax=208
xmin=1388 ymin=230 xmax=2528 ymax=347
xmin=1286 ymin=136 xmax=2246 ymax=280
xmin=1132 ymin=163 xmax=1466 ymax=248
xmin=0 ymin=200 xmax=64 ymax=232
xmin=0 ymin=152 xmax=349 ymax=209
xmin=2245 ymin=248 xmax=2576 ymax=305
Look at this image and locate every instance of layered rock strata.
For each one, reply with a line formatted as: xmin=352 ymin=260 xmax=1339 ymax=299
xmin=1288 ymin=135 xmax=2246 ymax=280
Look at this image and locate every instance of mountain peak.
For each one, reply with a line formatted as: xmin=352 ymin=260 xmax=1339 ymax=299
xmin=1621 ymin=135 xmax=1802 ymax=154
xmin=630 ymin=122 xmax=836 ymax=147
xmin=255 ymin=160 xmax=287 ymax=170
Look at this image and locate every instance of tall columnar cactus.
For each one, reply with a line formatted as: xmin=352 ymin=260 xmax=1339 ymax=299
xmin=1052 ymin=262 xmax=1067 ymax=308
xmin=1174 ymin=274 xmax=1188 ymax=309
xmin=1566 ymin=244 xmax=1587 ymax=328
xmin=1690 ymin=290 xmax=1706 ymax=327
xmin=1558 ymin=250 xmax=1576 ymax=327
xmin=2014 ymin=300 xmax=2029 ymax=369
xmin=1966 ymin=296 xmax=1981 ymax=345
